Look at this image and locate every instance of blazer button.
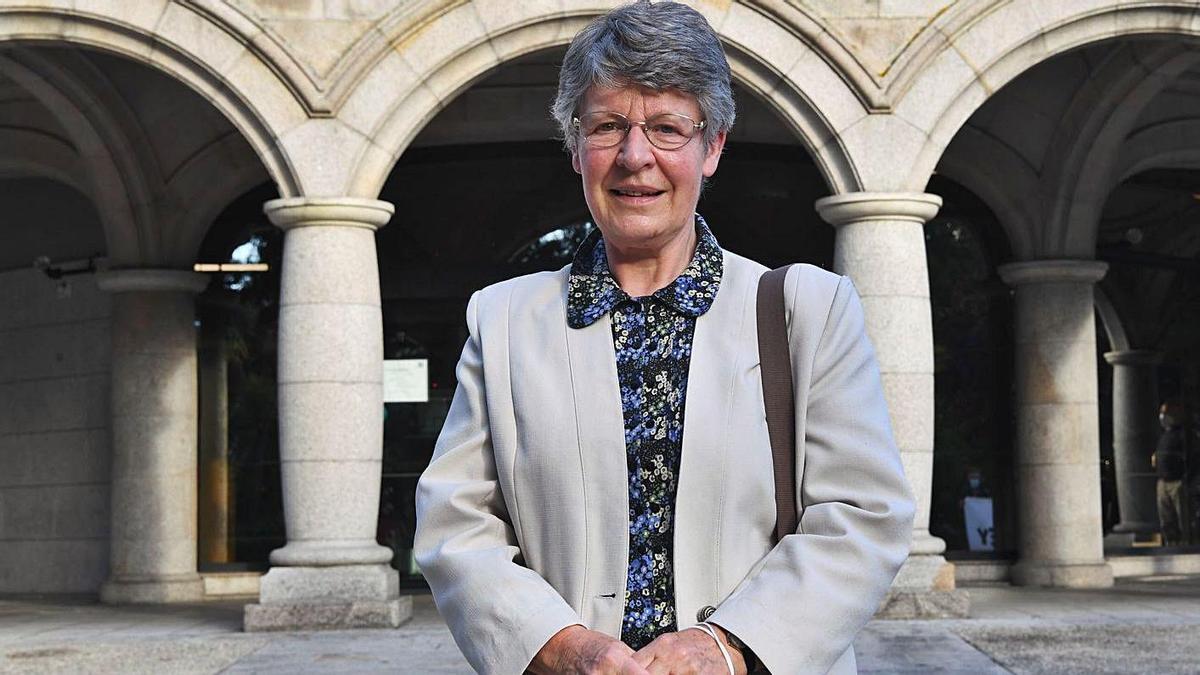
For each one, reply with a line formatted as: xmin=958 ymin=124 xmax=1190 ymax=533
xmin=696 ymin=605 xmax=716 ymax=622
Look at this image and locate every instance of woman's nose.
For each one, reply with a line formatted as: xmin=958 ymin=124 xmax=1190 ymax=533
xmin=616 ymin=124 xmax=656 ymax=170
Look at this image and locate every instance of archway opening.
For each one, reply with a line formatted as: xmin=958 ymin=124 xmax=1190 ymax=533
xmin=932 ymin=36 xmax=1200 ymax=583
xmin=193 ymin=183 xmax=283 ymax=573
xmin=1097 ymin=167 xmax=1200 ymax=551
xmin=0 ymin=40 xmax=273 ymax=596
xmin=922 ymin=175 xmax=1016 ymax=564
xmin=373 ymin=45 xmax=832 ymax=587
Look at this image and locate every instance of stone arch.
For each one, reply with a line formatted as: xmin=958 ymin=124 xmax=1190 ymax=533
xmin=1040 ymin=44 xmax=1200 ymax=256
xmin=168 ymin=136 xmax=272 ymax=265
xmin=935 ymin=126 xmax=1038 ymax=259
xmin=343 ymin=5 xmax=864 ymax=198
xmin=1118 ymin=118 xmax=1200 ymax=180
xmin=0 ymin=50 xmax=145 ymax=264
xmin=902 ymin=1 xmax=1200 ymax=192
xmin=0 ymin=4 xmax=303 ymax=199
xmin=1095 ymin=287 xmax=1132 ymax=353
xmin=720 ymin=41 xmax=859 ymax=195
xmin=0 ymin=47 xmax=270 ymax=268
xmin=0 ymin=127 xmax=85 ymax=192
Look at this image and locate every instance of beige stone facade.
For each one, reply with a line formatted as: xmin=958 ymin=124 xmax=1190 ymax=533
xmin=2 ymin=0 xmax=1199 ymax=629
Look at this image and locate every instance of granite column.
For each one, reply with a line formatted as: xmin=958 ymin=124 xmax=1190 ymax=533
xmin=816 ymin=192 xmax=967 ymax=617
xmin=1103 ymin=349 xmax=1162 ymax=539
xmin=244 ymin=197 xmax=409 ymax=630
xmin=99 ymin=269 xmax=209 ymax=603
xmin=998 ymin=260 xmax=1113 ymax=588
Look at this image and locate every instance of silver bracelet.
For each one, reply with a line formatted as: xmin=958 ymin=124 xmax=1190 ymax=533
xmin=685 ymin=622 xmax=735 ymax=675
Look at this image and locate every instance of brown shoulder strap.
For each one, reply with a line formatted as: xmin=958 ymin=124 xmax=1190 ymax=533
xmin=757 ymin=265 xmax=797 ymax=544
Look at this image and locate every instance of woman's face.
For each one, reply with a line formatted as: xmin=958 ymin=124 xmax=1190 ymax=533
xmin=572 ymin=85 xmax=726 ymax=254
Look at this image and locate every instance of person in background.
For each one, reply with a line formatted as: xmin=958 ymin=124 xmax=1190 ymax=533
xmin=958 ymin=466 xmax=993 ymax=552
xmin=1153 ymin=399 xmax=1188 ymax=546
xmin=962 ymin=467 xmax=989 ymax=500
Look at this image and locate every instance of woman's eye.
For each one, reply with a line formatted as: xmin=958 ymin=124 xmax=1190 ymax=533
xmin=652 ymin=124 xmax=684 ymax=136
xmin=593 ymin=122 xmax=623 ymax=133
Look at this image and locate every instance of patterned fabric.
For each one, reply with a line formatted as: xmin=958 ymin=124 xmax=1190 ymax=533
xmin=567 ymin=214 xmax=723 ymax=649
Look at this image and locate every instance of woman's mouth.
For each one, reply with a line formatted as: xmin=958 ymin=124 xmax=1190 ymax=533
xmin=610 ymin=188 xmax=666 ymax=202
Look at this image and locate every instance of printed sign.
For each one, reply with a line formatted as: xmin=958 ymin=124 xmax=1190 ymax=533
xmin=964 ymin=496 xmax=995 ymax=551
xmin=383 ymin=359 xmax=429 ymax=403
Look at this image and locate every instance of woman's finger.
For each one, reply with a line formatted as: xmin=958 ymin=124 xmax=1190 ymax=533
xmin=631 ymin=646 xmax=656 ymax=668
xmin=641 ymin=653 xmax=672 ymax=675
xmin=619 ymin=657 xmax=653 ymax=675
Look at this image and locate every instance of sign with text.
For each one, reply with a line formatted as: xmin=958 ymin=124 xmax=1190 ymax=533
xmin=964 ymin=496 xmax=995 ymax=551
xmin=383 ymin=359 xmax=429 ymax=403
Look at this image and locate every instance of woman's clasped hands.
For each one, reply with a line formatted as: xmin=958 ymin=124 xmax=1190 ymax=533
xmin=529 ymin=625 xmax=747 ymax=675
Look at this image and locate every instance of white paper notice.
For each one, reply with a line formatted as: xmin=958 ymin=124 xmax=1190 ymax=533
xmin=383 ymin=359 xmax=429 ymax=403
xmin=963 ymin=496 xmax=995 ymax=552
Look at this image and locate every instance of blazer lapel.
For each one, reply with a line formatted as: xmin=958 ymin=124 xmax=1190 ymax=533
xmin=674 ymin=252 xmax=758 ymax=627
xmin=565 ymin=314 xmax=630 ymax=636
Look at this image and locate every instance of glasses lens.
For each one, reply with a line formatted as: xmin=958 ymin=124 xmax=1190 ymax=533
xmin=576 ymin=112 xmax=702 ymax=150
xmin=644 ymin=114 xmax=696 ymax=149
xmin=579 ymin=113 xmax=628 ymax=148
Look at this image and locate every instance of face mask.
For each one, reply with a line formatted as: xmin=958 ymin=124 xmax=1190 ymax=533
xmin=1161 ymin=413 xmax=1177 ymax=430
xmin=968 ymin=478 xmax=981 ymax=489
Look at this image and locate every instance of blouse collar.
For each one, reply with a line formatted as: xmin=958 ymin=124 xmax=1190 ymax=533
xmin=567 ymin=214 xmax=723 ymax=329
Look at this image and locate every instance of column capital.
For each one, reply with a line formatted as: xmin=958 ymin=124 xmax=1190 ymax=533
xmin=264 ymin=197 xmax=394 ymax=231
xmin=97 ymin=269 xmax=209 ymax=294
xmin=1103 ymin=349 xmax=1162 ymax=367
xmin=998 ymin=259 xmax=1107 ymax=286
xmin=815 ymin=191 xmax=942 ymax=227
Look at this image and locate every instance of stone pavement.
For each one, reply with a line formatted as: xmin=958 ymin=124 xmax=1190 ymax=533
xmin=1 ymin=575 xmax=1198 ymax=674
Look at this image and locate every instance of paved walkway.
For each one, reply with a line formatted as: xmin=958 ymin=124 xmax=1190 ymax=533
xmin=1 ymin=575 xmax=1198 ymax=673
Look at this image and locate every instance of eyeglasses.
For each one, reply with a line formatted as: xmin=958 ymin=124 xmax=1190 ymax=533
xmin=572 ymin=111 xmax=706 ymax=150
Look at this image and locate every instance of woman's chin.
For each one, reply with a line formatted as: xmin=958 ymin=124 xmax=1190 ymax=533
xmin=602 ymin=217 xmax=679 ymax=245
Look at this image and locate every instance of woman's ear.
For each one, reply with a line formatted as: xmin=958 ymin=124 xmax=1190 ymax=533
xmin=572 ymin=151 xmax=582 ymax=175
xmin=703 ymin=130 xmax=727 ymax=177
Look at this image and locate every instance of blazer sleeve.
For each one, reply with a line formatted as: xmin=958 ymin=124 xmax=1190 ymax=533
xmin=708 ymin=273 xmax=916 ymax=674
xmin=413 ymin=291 xmax=583 ymax=675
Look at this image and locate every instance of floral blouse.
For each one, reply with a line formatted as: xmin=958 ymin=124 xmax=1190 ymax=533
xmin=566 ymin=214 xmax=723 ymax=650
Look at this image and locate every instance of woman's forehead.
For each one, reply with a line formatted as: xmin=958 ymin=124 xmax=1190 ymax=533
xmin=581 ymin=84 xmax=701 ymax=116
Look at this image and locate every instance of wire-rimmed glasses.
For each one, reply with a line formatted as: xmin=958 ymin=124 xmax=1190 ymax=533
xmin=572 ymin=111 xmax=706 ymax=150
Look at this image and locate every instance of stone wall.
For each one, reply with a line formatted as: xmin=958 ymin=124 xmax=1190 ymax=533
xmin=0 ymin=267 xmax=111 ymax=594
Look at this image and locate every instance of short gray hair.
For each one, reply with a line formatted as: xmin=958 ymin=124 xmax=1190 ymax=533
xmin=551 ymin=0 xmax=736 ymax=153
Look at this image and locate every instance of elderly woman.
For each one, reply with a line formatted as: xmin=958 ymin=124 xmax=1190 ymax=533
xmin=414 ymin=2 xmax=914 ymax=674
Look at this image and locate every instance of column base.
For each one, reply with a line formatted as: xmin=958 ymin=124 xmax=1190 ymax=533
xmin=100 ymin=574 xmax=205 ymax=604
xmin=1011 ymin=560 xmax=1113 ymax=588
xmin=243 ymin=564 xmax=410 ymax=631
xmin=1104 ymin=532 xmax=1136 ymax=551
xmin=244 ymin=597 xmax=412 ymax=631
xmin=1111 ymin=520 xmax=1159 ymax=536
xmin=876 ymin=554 xmax=969 ymax=618
xmin=1105 ymin=530 xmax=1160 ymax=551
xmin=877 ymin=588 xmax=970 ymax=619
xmin=268 ymin=540 xmax=393 ymax=566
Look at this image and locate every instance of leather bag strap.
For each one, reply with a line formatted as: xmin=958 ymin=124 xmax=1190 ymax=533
xmin=756 ymin=265 xmax=797 ymax=544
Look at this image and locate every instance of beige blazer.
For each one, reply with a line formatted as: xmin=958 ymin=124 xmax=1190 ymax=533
xmin=414 ymin=250 xmax=915 ymax=674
